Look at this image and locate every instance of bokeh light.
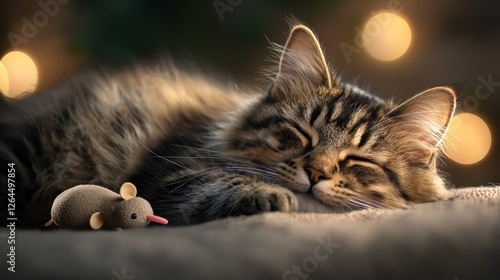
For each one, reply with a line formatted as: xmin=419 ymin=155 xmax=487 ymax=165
xmin=0 ymin=61 xmax=9 ymax=95
xmin=362 ymin=12 xmax=412 ymax=61
xmin=0 ymin=51 xmax=38 ymax=98
xmin=444 ymin=113 xmax=492 ymax=165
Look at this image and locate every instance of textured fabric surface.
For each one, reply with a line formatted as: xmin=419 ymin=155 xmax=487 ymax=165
xmin=2 ymin=186 xmax=500 ymax=280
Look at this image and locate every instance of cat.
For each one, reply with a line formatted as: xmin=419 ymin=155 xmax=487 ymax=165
xmin=0 ymin=23 xmax=456 ymax=228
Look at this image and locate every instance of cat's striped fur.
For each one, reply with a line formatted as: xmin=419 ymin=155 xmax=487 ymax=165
xmin=0 ymin=24 xmax=456 ymax=227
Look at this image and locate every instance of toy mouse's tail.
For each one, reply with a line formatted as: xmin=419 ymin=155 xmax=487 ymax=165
xmin=147 ymin=215 xmax=168 ymax=225
xmin=44 ymin=219 xmax=54 ymax=227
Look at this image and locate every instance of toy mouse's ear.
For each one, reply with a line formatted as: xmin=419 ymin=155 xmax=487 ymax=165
xmin=120 ymin=182 xmax=137 ymax=200
xmin=90 ymin=212 xmax=104 ymax=229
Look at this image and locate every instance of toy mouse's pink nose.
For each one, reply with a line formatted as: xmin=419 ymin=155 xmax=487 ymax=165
xmin=147 ymin=215 xmax=168 ymax=225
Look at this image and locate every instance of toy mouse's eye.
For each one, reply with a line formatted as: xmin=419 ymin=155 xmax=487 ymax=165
xmin=131 ymin=213 xmax=137 ymax=219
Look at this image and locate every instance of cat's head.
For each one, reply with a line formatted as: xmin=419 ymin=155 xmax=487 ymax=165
xmin=224 ymin=24 xmax=456 ymax=209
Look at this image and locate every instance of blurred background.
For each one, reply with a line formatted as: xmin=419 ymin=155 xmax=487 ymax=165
xmin=0 ymin=0 xmax=498 ymax=187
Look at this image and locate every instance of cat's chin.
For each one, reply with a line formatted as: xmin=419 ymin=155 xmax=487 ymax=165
xmin=294 ymin=193 xmax=355 ymax=213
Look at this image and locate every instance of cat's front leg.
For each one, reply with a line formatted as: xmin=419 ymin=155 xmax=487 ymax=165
xmin=230 ymin=181 xmax=299 ymax=214
xmin=172 ymin=173 xmax=299 ymax=224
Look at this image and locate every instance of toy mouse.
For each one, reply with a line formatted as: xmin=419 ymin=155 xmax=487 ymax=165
xmin=44 ymin=182 xmax=168 ymax=229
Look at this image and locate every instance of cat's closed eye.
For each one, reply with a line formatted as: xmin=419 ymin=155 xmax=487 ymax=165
xmin=277 ymin=119 xmax=315 ymax=153
xmin=340 ymin=155 xmax=381 ymax=171
xmin=281 ymin=121 xmax=314 ymax=150
xmin=342 ymin=155 xmax=377 ymax=165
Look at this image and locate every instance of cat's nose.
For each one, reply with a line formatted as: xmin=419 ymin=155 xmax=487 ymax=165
xmin=305 ymin=166 xmax=327 ymax=185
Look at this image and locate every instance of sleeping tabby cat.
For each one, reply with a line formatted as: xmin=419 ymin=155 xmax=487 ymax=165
xmin=0 ymin=24 xmax=456 ymax=227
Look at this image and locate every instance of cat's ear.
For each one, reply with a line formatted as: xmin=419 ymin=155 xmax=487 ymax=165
xmin=389 ymin=86 xmax=456 ymax=161
xmin=271 ymin=24 xmax=332 ymax=94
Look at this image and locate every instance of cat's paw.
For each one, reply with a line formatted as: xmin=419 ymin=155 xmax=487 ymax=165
xmin=239 ymin=184 xmax=298 ymax=214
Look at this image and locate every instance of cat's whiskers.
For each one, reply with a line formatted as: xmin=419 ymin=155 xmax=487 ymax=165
xmin=167 ymin=176 xmax=202 ymax=194
xmin=139 ymin=143 xmax=188 ymax=169
xmin=145 ymin=139 xmax=280 ymax=175
xmin=149 ymin=157 xmax=281 ymax=189
xmin=348 ymin=198 xmax=375 ymax=209
xmin=348 ymin=195 xmax=387 ymax=210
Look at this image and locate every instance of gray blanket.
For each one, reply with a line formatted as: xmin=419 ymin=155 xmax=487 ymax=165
xmin=2 ymin=186 xmax=500 ymax=280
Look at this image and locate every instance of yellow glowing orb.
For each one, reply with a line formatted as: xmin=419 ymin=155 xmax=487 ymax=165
xmin=1 ymin=51 xmax=38 ymax=97
xmin=362 ymin=13 xmax=412 ymax=61
xmin=444 ymin=113 xmax=492 ymax=165
xmin=0 ymin=61 xmax=9 ymax=95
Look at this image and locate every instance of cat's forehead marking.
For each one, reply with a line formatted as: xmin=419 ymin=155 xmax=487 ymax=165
xmin=328 ymin=101 xmax=343 ymax=122
xmin=351 ymin=123 xmax=367 ymax=147
xmin=346 ymin=108 xmax=366 ymax=129
xmin=305 ymin=125 xmax=319 ymax=147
